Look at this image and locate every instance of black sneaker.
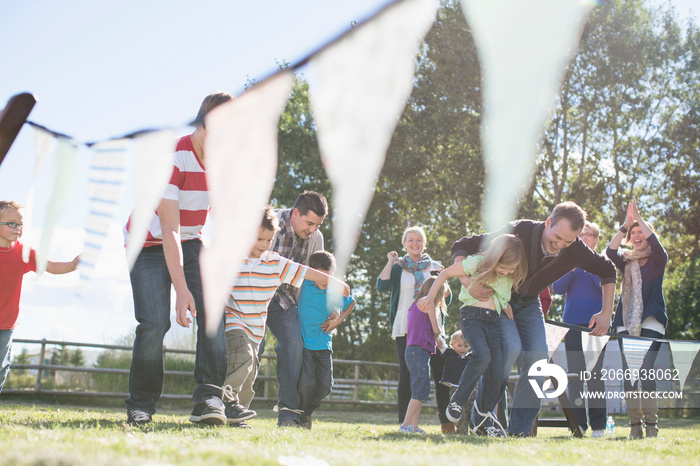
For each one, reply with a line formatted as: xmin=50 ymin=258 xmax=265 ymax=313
xmin=224 ymin=401 xmax=256 ymax=424
xmin=446 ymin=401 xmax=463 ymax=424
xmin=190 ymin=397 xmax=226 ymax=425
xmin=278 ymin=418 xmax=302 ymax=428
xmin=127 ymin=409 xmax=152 ymax=426
xmin=230 ymin=420 xmax=252 ymax=429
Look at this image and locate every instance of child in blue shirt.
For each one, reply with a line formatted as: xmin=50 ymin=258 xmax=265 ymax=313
xmin=297 ymin=251 xmax=355 ymax=429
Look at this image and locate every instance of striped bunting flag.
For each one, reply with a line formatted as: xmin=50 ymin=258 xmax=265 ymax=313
xmin=79 ymin=138 xmax=129 ymax=281
xmin=621 ymin=338 xmax=653 ymax=384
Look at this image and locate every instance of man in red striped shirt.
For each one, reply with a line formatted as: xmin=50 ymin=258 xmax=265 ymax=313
xmin=125 ymin=92 xmax=233 ymax=426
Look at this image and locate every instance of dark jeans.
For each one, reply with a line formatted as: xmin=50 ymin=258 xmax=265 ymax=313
xmin=266 ymin=299 xmax=304 ymax=423
xmin=430 ymin=350 xmax=451 ymax=424
xmin=618 ymin=329 xmax=664 ymax=392
xmin=298 ymin=348 xmax=332 ymax=416
xmin=452 ymin=306 xmax=505 ymax=416
xmin=395 ymin=335 xmax=411 ymax=424
xmin=564 ymin=328 xmax=607 ymax=431
xmin=125 ymin=240 xmax=227 ymax=414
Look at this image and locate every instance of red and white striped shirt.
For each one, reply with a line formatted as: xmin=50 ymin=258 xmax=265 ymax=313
xmin=126 ymin=134 xmax=209 ymax=247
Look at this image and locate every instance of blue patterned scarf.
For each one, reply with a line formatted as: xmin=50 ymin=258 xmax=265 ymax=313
xmin=397 ymin=254 xmax=436 ymax=299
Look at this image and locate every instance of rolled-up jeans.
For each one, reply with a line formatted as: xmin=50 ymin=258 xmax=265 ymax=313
xmin=266 ymin=298 xmax=304 ymax=423
xmin=125 ymin=240 xmax=227 ymax=414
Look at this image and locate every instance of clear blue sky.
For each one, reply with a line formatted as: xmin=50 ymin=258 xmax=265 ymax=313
xmin=0 ymin=0 xmax=697 ymax=346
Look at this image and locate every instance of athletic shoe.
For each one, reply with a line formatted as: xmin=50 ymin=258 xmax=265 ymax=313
xmin=230 ymin=420 xmax=252 ymax=429
xmin=446 ymin=401 xmax=463 ymax=423
xmin=412 ymin=426 xmax=427 ymax=435
xmin=127 ymin=409 xmax=152 ymax=426
xmin=591 ymin=429 xmax=605 ymax=438
xmin=224 ymin=401 xmax=256 ymax=424
xmin=279 ymin=419 xmax=302 ymax=428
xmin=189 ymin=397 xmax=226 ymax=425
xmin=398 ymin=425 xmax=414 ymax=433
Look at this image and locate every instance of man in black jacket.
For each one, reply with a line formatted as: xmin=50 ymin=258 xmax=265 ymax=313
xmin=451 ymin=202 xmax=616 ymax=436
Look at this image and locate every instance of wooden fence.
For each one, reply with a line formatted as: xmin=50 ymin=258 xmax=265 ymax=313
xmin=4 ymin=338 xmax=437 ymax=409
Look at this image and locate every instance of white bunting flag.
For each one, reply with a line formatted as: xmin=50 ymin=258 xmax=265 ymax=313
xmin=459 ymin=0 xmax=595 ymax=230
xmin=36 ymin=137 xmax=79 ymax=274
xmin=125 ymin=130 xmax=176 ymax=269
xmin=621 ymin=338 xmax=653 ymax=384
xmin=310 ymin=0 xmax=439 ymax=279
xmin=201 ymin=71 xmax=294 ymax=335
xmin=545 ymin=322 xmax=569 ymax=359
xmin=23 ymin=126 xmax=57 ymax=262
xmin=668 ymin=340 xmax=700 ymax=390
xmin=79 ymin=139 xmax=129 ymax=281
xmin=581 ymin=332 xmax=610 ymax=374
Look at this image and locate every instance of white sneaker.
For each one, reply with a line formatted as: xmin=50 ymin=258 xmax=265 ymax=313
xmin=591 ymin=430 xmax=605 ymax=438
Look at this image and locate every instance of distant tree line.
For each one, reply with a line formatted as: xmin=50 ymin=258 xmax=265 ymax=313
xmin=269 ymin=0 xmax=699 ymax=363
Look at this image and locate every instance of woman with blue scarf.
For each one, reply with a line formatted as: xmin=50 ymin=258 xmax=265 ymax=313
xmin=377 ymin=226 xmax=449 ymax=427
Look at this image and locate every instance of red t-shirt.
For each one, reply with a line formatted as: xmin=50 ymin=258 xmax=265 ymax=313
xmin=0 ymin=242 xmax=37 ymax=329
xmin=124 ymin=134 xmax=209 ymax=247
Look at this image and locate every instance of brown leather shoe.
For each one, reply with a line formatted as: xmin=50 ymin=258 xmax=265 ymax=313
xmin=441 ymin=422 xmax=456 ymax=434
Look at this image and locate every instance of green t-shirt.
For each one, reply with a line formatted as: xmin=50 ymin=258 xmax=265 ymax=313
xmin=457 ymin=255 xmax=513 ymax=314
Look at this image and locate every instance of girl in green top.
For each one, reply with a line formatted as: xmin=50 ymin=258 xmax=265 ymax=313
xmin=418 ymin=234 xmax=526 ymax=436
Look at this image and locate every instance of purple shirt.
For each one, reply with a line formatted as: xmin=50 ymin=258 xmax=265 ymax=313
xmin=406 ymin=301 xmax=437 ymax=354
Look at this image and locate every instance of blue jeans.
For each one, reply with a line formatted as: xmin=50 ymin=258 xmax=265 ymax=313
xmin=405 ymin=345 xmax=431 ymax=402
xmin=565 ymin=328 xmax=607 ymax=430
xmin=0 ymin=328 xmax=14 ymax=393
xmin=266 ymin=299 xmax=304 ymax=423
xmin=125 ymin=240 xmax=227 ymax=414
xmin=298 ymin=348 xmax=333 ymax=416
xmin=395 ymin=335 xmax=411 ymax=423
xmin=472 ymin=299 xmax=548 ymax=436
xmin=451 ymin=306 xmax=504 ymax=416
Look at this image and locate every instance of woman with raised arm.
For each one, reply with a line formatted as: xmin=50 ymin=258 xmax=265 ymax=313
xmin=376 ymin=226 xmax=451 ymax=431
xmin=607 ymin=197 xmax=668 ymax=439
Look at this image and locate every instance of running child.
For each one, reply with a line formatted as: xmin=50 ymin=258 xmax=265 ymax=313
xmin=296 ymin=250 xmax=355 ymax=429
xmin=222 ymin=207 xmax=350 ymax=427
xmin=400 ymin=276 xmax=449 ymax=434
xmin=418 ymin=234 xmax=526 ymax=437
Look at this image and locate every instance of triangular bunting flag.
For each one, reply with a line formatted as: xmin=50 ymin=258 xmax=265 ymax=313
xmin=581 ymin=332 xmax=610 ymax=374
xmin=79 ymin=138 xmax=129 ymax=281
xmin=36 ymin=137 xmax=79 ymax=274
xmin=201 ymin=71 xmax=294 ymax=335
xmin=668 ymin=340 xmax=700 ymax=390
xmin=459 ymin=0 xmax=594 ymax=231
xmin=545 ymin=322 xmax=569 ymax=359
xmin=310 ymin=0 xmax=438 ymax=280
xmin=621 ymin=338 xmax=653 ymax=384
xmin=125 ymin=130 xmax=176 ymax=270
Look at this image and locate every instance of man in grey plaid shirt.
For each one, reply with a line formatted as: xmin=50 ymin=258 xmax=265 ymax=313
xmin=266 ymin=191 xmax=327 ymax=427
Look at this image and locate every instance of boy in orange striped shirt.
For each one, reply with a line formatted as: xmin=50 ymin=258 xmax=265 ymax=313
xmin=222 ymin=207 xmax=350 ymax=427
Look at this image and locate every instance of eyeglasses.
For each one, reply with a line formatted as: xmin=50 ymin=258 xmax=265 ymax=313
xmin=0 ymin=222 xmax=23 ymax=229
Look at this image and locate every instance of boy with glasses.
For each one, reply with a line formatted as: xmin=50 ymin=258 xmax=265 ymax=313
xmin=0 ymin=201 xmax=78 ymax=392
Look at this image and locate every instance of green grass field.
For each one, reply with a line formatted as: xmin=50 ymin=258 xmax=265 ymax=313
xmin=0 ymin=402 xmax=698 ymax=465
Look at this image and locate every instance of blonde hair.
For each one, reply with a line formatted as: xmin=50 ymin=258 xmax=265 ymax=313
xmin=469 ymin=234 xmax=527 ymax=293
xmin=0 ymin=201 xmax=22 ymax=220
xmin=450 ymin=330 xmax=467 ymax=347
xmin=402 ymin=226 xmax=427 ymax=251
xmin=416 ymin=276 xmax=448 ymax=319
